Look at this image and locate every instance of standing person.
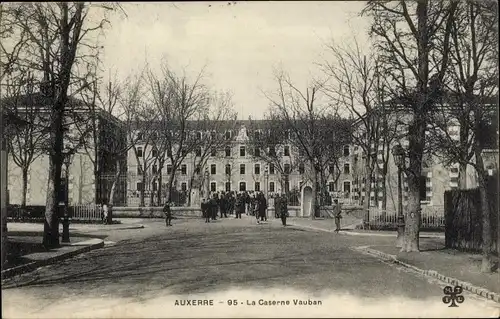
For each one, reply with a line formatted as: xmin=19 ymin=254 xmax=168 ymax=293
xmin=256 ymin=192 xmax=267 ymax=223
xmin=210 ymin=193 xmax=218 ymax=221
xmin=334 ymin=199 xmax=342 ymax=232
xmin=235 ymin=193 xmax=244 ymax=219
xmin=244 ymin=191 xmax=250 ymax=215
xmin=229 ymin=192 xmax=236 ymax=215
xmin=220 ymin=192 xmax=228 ymax=218
xmin=163 ymin=200 xmax=172 ymax=227
xmin=201 ymin=198 xmax=210 ymax=223
xmin=280 ymin=192 xmax=288 ymax=226
xmin=274 ymin=194 xmax=281 ymax=219
xmin=101 ymin=201 xmax=109 ymax=225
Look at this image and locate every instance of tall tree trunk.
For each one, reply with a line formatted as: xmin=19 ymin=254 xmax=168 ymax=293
xmin=107 ymin=159 xmax=121 ymax=224
xmin=311 ymin=169 xmax=319 ymax=219
xmin=363 ymin=161 xmax=372 ymax=229
xmin=403 ymin=116 xmax=426 ymax=252
xmin=148 ymin=176 xmax=156 ymax=207
xmin=44 ymin=109 xmax=64 ymax=249
xmin=166 ymin=171 xmax=176 ymax=202
xmin=21 ymin=167 xmax=28 ymax=208
xmin=458 ymin=163 xmax=468 ymax=189
xmin=140 ymin=172 xmax=146 ymax=207
xmin=157 ymin=168 xmax=163 ymax=206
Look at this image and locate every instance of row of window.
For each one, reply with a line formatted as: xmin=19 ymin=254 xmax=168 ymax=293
xmin=135 ymin=162 xmax=350 ymax=176
xmin=135 ymin=180 xmax=345 ymax=194
xmin=134 ymin=145 xmax=294 ymax=159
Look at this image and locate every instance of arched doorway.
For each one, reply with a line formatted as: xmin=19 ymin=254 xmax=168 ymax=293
xmin=301 ymin=186 xmax=313 ymax=217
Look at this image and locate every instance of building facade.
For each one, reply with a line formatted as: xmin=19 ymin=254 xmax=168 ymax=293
xmin=5 ymin=94 xmax=127 ymax=207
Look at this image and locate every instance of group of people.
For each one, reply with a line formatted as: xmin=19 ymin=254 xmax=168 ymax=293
xmin=197 ymin=190 xmax=289 ymax=226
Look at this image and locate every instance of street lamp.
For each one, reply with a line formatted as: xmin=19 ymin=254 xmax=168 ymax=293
xmin=61 ymin=154 xmax=71 ymax=243
xmin=392 ymin=143 xmax=406 ymax=247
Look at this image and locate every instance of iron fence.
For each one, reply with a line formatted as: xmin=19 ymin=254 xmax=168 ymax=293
xmin=369 ymin=206 xmax=445 ymax=229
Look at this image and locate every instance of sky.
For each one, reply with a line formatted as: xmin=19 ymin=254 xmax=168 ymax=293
xmin=99 ymin=1 xmax=372 ymax=120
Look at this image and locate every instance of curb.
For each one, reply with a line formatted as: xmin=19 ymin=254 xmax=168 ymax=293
xmin=356 ymin=246 xmax=500 ymax=304
xmin=285 ymin=222 xmax=444 ymax=239
xmin=1 ymin=239 xmax=105 ymax=280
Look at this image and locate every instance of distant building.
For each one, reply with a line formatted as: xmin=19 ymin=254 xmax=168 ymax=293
xmin=4 ymin=93 xmax=128 ymax=207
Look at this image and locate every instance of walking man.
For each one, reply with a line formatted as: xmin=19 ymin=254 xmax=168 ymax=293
xmin=235 ymin=193 xmax=244 ymax=219
xmin=163 ymin=200 xmax=172 ymax=227
xmin=210 ymin=193 xmax=218 ymax=221
xmin=201 ymin=198 xmax=210 ymax=223
xmin=280 ymin=192 xmax=288 ymax=226
xmin=334 ymin=199 xmax=342 ymax=232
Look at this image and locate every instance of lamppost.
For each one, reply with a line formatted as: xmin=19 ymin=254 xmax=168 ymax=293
xmin=392 ymin=143 xmax=406 ymax=247
xmin=204 ymin=167 xmax=210 ymax=199
xmin=61 ymin=154 xmax=71 ymax=243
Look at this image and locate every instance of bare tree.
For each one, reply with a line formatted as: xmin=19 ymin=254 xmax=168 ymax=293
xmin=264 ymin=69 xmax=352 ymax=218
xmin=3 ymin=71 xmax=48 ymax=207
xmin=363 ymin=0 xmax=459 ymax=252
xmin=427 ymin=0 xmax=498 ymax=272
xmin=145 ymin=63 xmax=213 ymax=203
xmin=2 ymin=3 xmax=122 ymax=247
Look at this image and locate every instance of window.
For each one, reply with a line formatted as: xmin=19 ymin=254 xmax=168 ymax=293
xmin=196 ymin=147 xmax=202 ymax=157
xmin=269 ymin=146 xmax=276 ymax=156
xmin=240 ymin=164 xmax=246 ymax=174
xmin=419 ymin=175 xmax=427 ymax=200
xmin=167 ymin=164 xmax=172 ymax=174
xmin=328 ymin=182 xmax=335 ymax=192
xmin=225 ymin=146 xmax=231 ymax=157
xmin=254 ymin=147 xmax=260 ymax=157
xmin=344 ymin=163 xmax=350 ymax=174
xmin=136 ymin=182 xmax=143 ymax=191
xmin=284 ymin=130 xmax=290 ymax=140
xmin=225 ymin=182 xmax=231 ymax=191
xmin=181 ymin=182 xmax=187 ymax=192
xmin=181 ymin=164 xmax=187 ymax=175
xmin=450 ymin=167 xmax=459 ymax=173
xmin=240 ymin=146 xmax=246 ymax=157
xmin=284 ymin=164 xmax=291 ymax=174
xmin=152 ymin=182 xmax=158 ymax=191
xmin=284 ymin=181 xmax=290 ymax=192
xmin=299 ymin=163 xmax=305 ymax=174
xmin=225 ymin=164 xmax=231 ymax=175
xmin=211 ymin=147 xmax=217 ymax=157
xmin=269 ymin=182 xmax=275 ymax=192
xmin=152 ymin=148 xmax=158 ymax=157
xmin=137 ymin=147 xmax=143 ymax=157
xmin=329 ymin=164 xmax=335 ymax=174
xmin=225 ymin=131 xmax=232 ymax=140
xmin=239 ymin=182 xmax=247 ymax=191
xmin=343 ymin=181 xmax=351 ymax=193
xmin=284 ymin=145 xmax=290 ymax=156
xmin=152 ymin=164 xmax=158 ymax=174
xmin=254 ymin=164 xmax=260 ymax=175
xmin=254 ymin=182 xmax=261 ymax=192
xmin=196 ymin=132 xmax=202 ymax=140
xmin=343 ymin=145 xmax=350 ymax=157
xmin=211 ymin=164 xmax=216 ymax=175
xmin=210 ymin=182 xmax=216 ymax=192
xmin=269 ymin=163 xmax=275 ymax=174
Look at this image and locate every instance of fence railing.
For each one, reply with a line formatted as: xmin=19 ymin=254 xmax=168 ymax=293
xmin=369 ymin=207 xmax=445 ymax=229
xmin=70 ymin=204 xmax=102 ymax=221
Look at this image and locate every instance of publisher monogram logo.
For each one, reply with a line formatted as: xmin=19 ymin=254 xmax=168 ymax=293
xmin=442 ymin=286 xmax=465 ymax=307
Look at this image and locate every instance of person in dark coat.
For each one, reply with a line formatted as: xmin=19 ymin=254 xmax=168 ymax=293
xmin=235 ymin=193 xmax=244 ymax=219
xmin=334 ymin=199 xmax=342 ymax=232
xmin=229 ymin=192 xmax=236 ymax=215
xmin=256 ymin=192 xmax=267 ymax=223
xmin=201 ymin=198 xmax=210 ymax=223
xmin=220 ymin=192 xmax=228 ymax=218
xmin=163 ymin=201 xmax=172 ymax=227
xmin=212 ymin=193 xmax=219 ymax=220
xmin=274 ymin=194 xmax=281 ymax=219
xmin=280 ymin=193 xmax=288 ymax=226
